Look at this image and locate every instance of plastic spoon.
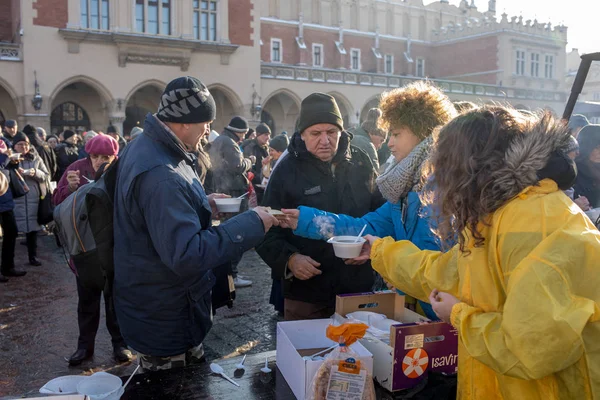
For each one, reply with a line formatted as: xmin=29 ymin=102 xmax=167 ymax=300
xmin=355 ymin=224 xmax=367 ymax=243
xmin=260 ymin=357 xmax=272 ymax=373
xmin=210 ymin=363 xmax=240 ymax=387
xmin=235 ymin=354 xmax=247 ymax=370
xmin=122 ymin=365 xmax=140 ymax=391
xmin=237 ymin=192 xmax=250 ymax=199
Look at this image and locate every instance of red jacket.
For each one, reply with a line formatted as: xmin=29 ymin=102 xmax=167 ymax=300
xmin=52 ymin=157 xmax=96 ymax=205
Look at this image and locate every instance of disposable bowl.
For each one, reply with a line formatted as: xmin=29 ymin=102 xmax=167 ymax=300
xmin=327 ymin=236 xmax=366 ymax=259
xmin=77 ymin=372 xmax=123 ymax=400
xmin=214 ymin=198 xmax=243 ymax=213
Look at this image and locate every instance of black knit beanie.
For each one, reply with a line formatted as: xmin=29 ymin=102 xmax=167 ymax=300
xmin=269 ymin=135 xmax=288 ymax=152
xmin=63 ymin=130 xmax=76 ymax=141
xmin=11 ymin=132 xmax=29 ymax=147
xmin=157 ymin=76 xmax=216 ymax=124
xmin=226 ymin=116 xmax=249 ymax=133
xmin=296 ymin=93 xmax=344 ymax=134
xmin=256 ymin=123 xmax=271 ymax=136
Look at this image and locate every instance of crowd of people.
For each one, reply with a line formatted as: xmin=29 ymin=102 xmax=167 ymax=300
xmin=1 ymin=74 xmax=599 ymax=398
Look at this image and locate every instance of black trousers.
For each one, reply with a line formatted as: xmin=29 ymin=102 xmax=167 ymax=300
xmin=76 ymin=277 xmax=125 ymax=351
xmin=0 ymin=210 xmax=18 ymax=273
xmin=26 ymin=231 xmax=37 ymax=259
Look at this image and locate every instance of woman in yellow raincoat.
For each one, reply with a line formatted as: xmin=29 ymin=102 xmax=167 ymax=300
xmin=355 ymin=106 xmax=600 ymax=399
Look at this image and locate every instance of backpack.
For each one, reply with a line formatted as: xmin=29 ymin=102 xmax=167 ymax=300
xmin=53 ymin=160 xmax=119 ymax=293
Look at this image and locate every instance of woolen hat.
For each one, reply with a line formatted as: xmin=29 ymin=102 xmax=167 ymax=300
xmin=255 ymin=123 xmax=271 ymax=136
xmin=85 ymin=134 xmax=119 ymax=156
xmin=269 ymin=135 xmax=288 ymax=153
xmin=106 ymin=125 xmax=118 ymax=135
xmin=63 ymin=130 xmax=76 ymax=141
xmin=11 ymin=132 xmax=29 ymax=147
xmin=4 ymin=120 xmax=16 ymax=128
xmin=296 ymin=93 xmax=344 ymax=134
xmin=568 ymin=114 xmax=589 ymax=131
xmin=22 ymin=124 xmax=36 ymax=136
xmin=226 ymin=116 xmax=249 ymax=133
xmin=157 ymin=76 xmax=216 ymax=124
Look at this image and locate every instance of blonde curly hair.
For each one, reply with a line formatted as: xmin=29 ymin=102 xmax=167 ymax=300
xmin=378 ymin=81 xmax=457 ymax=139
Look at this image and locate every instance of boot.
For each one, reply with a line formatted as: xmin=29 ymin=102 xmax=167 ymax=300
xmin=68 ymin=348 xmax=93 ymax=366
xmin=26 ymin=232 xmax=40 ymax=266
xmin=2 ymin=268 xmax=26 ymax=277
xmin=29 ymin=257 xmax=42 ymax=266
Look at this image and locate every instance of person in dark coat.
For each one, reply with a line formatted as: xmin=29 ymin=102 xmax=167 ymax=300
xmin=244 ymin=123 xmax=271 ymax=203
xmin=348 ymin=108 xmax=386 ymax=171
xmin=55 ymin=130 xmax=80 ymax=181
xmin=209 ymin=116 xmax=254 ymax=198
xmin=113 ymin=77 xmax=279 ymax=371
xmin=106 ymin=125 xmax=127 ymax=155
xmin=2 ymin=119 xmax=18 ymax=146
xmin=574 ymin=125 xmax=600 ymax=209
xmin=0 ymin=139 xmax=26 ymax=282
xmin=256 ymin=93 xmax=381 ymax=321
xmin=23 ymin=124 xmax=57 ymax=181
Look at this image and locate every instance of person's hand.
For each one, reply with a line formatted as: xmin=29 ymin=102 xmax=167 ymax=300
xmin=574 ymin=196 xmax=590 ymax=211
xmin=27 ymin=168 xmax=35 ymax=177
xmin=288 ymin=253 xmax=322 ymax=280
xmin=67 ymin=170 xmax=81 ymax=192
xmin=279 ymin=208 xmax=299 ymax=230
xmin=207 ymin=193 xmax=230 ymax=215
xmin=345 ymin=234 xmax=380 ymax=265
xmin=429 ymin=289 xmax=460 ymax=324
xmin=262 ymin=156 xmax=272 ymax=166
xmin=252 ymin=206 xmax=280 ymax=232
xmin=249 ymin=155 xmax=257 ymax=165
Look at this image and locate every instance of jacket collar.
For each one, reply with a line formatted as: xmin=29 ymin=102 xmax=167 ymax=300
xmin=221 ymin=128 xmax=242 ymax=144
xmin=142 ymin=113 xmax=197 ymax=165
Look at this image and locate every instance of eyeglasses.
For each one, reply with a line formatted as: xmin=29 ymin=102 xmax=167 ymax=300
xmin=15 ymin=143 xmax=30 ymax=148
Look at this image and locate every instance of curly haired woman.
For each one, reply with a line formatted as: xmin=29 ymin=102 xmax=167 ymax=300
xmin=356 ymin=106 xmax=600 ymax=399
xmin=280 ymin=81 xmax=457 ymax=318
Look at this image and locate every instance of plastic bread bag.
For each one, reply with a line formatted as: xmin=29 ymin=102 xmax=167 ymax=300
xmin=307 ymin=322 xmax=376 ymax=400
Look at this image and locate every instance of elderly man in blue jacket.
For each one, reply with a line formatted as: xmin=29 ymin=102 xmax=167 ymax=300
xmin=113 ymin=76 xmax=278 ymax=371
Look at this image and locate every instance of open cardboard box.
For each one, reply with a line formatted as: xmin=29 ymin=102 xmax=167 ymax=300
xmin=276 ymin=318 xmax=374 ymax=400
xmin=26 ymin=396 xmax=85 ymax=400
xmin=336 ymin=291 xmax=458 ymax=393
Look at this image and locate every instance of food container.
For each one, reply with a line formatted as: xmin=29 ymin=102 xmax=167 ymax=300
xmin=39 ymin=375 xmax=87 ymax=395
xmin=77 ymin=372 xmax=123 ymax=400
xmin=214 ymin=198 xmax=243 ymax=213
xmin=346 ymin=311 xmax=386 ymax=325
xmin=327 ymin=236 xmax=366 ymax=258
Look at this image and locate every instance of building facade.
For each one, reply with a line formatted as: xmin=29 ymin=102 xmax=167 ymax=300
xmin=0 ymin=0 xmax=569 ymax=136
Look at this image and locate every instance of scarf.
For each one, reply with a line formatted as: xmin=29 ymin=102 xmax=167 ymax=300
xmin=376 ymin=136 xmax=433 ymax=203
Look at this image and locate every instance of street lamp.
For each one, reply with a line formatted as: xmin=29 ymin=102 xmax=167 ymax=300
xmin=250 ymin=84 xmax=262 ymax=120
xmin=31 ymin=70 xmax=42 ymax=111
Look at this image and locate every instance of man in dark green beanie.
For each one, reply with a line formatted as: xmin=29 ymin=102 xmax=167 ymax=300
xmin=257 ymin=92 xmax=383 ymax=320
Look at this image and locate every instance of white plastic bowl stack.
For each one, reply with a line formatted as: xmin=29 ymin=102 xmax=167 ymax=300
xmin=214 ymin=198 xmax=243 ymax=213
xmin=77 ymin=372 xmax=124 ymax=400
xmin=327 ymin=236 xmax=366 ymax=258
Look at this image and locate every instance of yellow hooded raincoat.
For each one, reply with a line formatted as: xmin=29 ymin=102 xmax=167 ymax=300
xmin=372 ymin=179 xmax=600 ymax=399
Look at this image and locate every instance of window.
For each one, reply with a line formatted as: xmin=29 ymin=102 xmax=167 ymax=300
xmin=81 ymin=0 xmax=109 ymax=30
xmin=385 ymin=54 xmax=394 ymax=74
xmin=416 ymin=57 xmax=425 ymax=77
xmin=544 ymin=55 xmax=554 ymax=79
xmin=50 ymin=102 xmax=91 ymax=136
xmin=312 ymin=43 xmax=323 ymax=67
xmin=194 ymin=0 xmax=218 ymax=41
xmin=530 ymin=53 xmax=540 ymax=77
xmin=350 ymin=48 xmax=361 ymax=71
xmin=271 ymin=39 xmax=282 ymax=63
xmin=593 ymin=92 xmax=600 ymax=101
xmin=135 ymin=0 xmax=171 ymax=35
xmin=515 ymin=50 xmax=525 ymax=75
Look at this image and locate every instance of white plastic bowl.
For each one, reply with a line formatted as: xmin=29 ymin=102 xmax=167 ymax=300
xmin=371 ymin=318 xmax=403 ymax=331
xmin=346 ymin=311 xmax=386 ymax=324
xmin=214 ymin=198 xmax=243 ymax=213
xmin=327 ymin=236 xmax=366 ymax=258
xmin=39 ymin=375 xmax=86 ymax=394
xmin=77 ymin=372 xmax=123 ymax=400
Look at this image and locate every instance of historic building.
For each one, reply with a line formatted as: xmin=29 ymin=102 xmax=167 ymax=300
xmin=0 ymin=0 xmax=570 ymax=136
xmin=566 ymin=49 xmax=600 ymax=123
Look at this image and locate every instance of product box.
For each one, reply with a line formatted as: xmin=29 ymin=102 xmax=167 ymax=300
xmin=276 ymin=318 xmax=374 ymax=400
xmin=336 ymin=291 xmax=458 ymax=392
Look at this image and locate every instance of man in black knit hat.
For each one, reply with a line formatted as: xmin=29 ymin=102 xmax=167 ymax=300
xmin=113 ymin=76 xmax=278 ymax=371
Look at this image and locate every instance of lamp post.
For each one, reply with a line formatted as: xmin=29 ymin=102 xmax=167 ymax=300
xmin=31 ymin=71 xmax=43 ymax=111
xmin=250 ymin=84 xmax=262 ymax=121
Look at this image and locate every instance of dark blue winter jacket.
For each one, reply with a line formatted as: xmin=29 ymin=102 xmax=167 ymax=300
xmin=113 ymin=114 xmax=265 ymax=357
xmin=0 ymin=153 xmax=14 ymax=213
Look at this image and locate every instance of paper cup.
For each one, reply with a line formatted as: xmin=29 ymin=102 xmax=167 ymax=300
xmin=327 ymin=236 xmax=366 ymax=259
xmin=214 ymin=198 xmax=243 ymax=213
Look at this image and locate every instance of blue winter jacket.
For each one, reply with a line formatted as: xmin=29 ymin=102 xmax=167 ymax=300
xmin=294 ymin=192 xmax=439 ymax=320
xmin=0 ymin=153 xmax=14 ymax=213
xmin=113 ymin=114 xmax=266 ymax=357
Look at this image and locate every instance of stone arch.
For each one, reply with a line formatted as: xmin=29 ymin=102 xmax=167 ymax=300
xmin=0 ymin=77 xmax=19 ymax=127
xmin=360 ymin=95 xmax=381 ymax=123
xmin=262 ymin=89 xmax=302 ymax=134
xmin=50 ymin=78 xmax=112 ymax=134
xmin=124 ymin=80 xmax=166 ymax=135
xmin=207 ymin=83 xmax=244 ymax=133
xmin=328 ymin=91 xmax=354 ymax=129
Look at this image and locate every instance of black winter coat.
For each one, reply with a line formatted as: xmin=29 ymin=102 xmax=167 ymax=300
xmin=208 ymin=129 xmax=252 ymax=197
xmin=257 ymin=131 xmax=381 ymax=307
xmin=55 ymin=142 xmax=80 ymax=181
xmin=243 ymin=139 xmax=269 ymax=185
xmin=574 ymin=159 xmax=600 ymax=208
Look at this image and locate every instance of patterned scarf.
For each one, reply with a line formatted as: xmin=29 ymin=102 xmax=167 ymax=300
xmin=376 ymin=136 xmax=433 ymax=203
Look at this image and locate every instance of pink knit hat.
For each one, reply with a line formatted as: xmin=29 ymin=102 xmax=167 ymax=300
xmin=85 ymin=134 xmax=119 ymax=156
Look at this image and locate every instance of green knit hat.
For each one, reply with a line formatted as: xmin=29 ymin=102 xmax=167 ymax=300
xmin=296 ymin=93 xmax=344 ymax=134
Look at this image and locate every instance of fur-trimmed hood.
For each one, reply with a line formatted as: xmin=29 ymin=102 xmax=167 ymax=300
xmin=488 ymin=114 xmax=575 ymax=208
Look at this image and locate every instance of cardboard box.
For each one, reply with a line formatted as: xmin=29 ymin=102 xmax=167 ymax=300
xmin=26 ymin=396 xmax=85 ymax=400
xmin=276 ymin=318 xmax=374 ymax=400
xmin=336 ymin=291 xmax=458 ymax=392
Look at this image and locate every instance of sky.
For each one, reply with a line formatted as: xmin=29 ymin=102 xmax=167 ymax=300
xmin=424 ymin=0 xmax=599 ymax=54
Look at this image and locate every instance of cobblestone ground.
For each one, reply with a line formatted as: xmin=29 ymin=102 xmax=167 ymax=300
xmin=0 ymin=235 xmax=280 ymax=399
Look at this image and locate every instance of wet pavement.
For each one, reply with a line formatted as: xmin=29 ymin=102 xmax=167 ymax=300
xmin=0 ymin=234 xmax=280 ymax=399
